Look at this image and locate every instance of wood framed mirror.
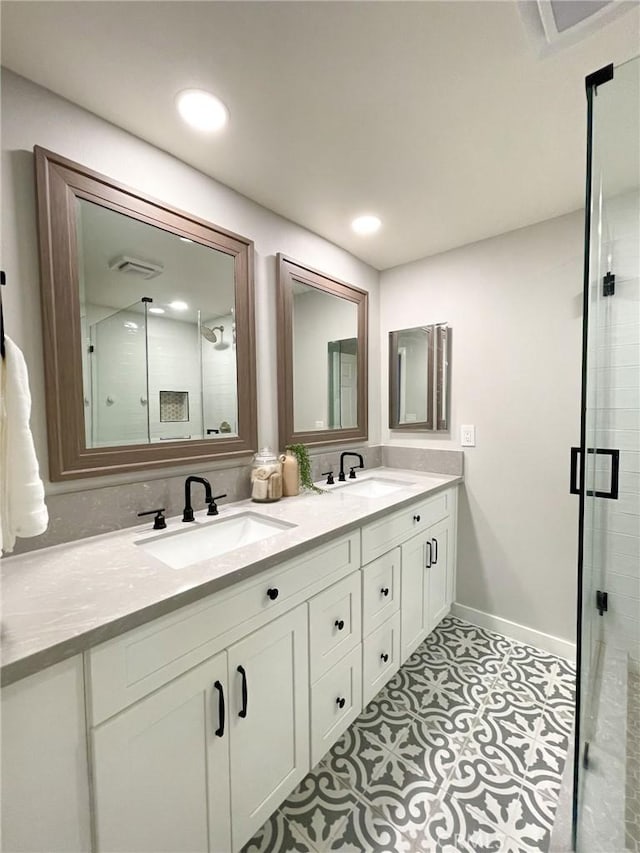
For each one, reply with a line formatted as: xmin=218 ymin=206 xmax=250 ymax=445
xmin=388 ymin=323 xmax=450 ymax=431
xmin=35 ymin=146 xmax=257 ymax=481
xmin=277 ymin=254 xmax=368 ymax=449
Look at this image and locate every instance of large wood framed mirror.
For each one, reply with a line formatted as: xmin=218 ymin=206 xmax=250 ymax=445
xmin=277 ymin=254 xmax=368 ymax=449
xmin=35 ymin=147 xmax=257 ymax=480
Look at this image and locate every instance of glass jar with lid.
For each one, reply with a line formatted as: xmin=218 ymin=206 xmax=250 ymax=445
xmin=250 ymin=447 xmax=283 ymax=502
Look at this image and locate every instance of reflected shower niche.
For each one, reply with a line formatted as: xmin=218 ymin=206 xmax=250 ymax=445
xmin=78 ymin=199 xmax=239 ymax=448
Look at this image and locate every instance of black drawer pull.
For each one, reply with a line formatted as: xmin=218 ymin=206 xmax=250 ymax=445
xmin=267 ymin=587 xmax=279 ymax=601
xmin=380 ymin=653 xmax=389 ymax=663
xmin=336 ymin=697 xmax=346 ymax=709
xmin=380 ymin=587 xmax=389 ymax=597
xmin=425 ymin=540 xmax=432 ymax=569
xmin=413 ymin=514 xmax=421 ymax=522
xmin=432 ymin=538 xmax=438 ymax=564
xmin=237 ymin=665 xmax=248 ymax=718
xmin=214 ymin=680 xmax=225 ymax=737
xmin=334 ymin=619 xmax=345 ymax=631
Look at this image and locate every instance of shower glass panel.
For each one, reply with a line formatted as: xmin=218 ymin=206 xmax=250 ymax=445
xmin=88 ymin=300 xmax=150 ymax=447
xmin=328 ymin=338 xmax=358 ymax=429
xmin=574 ymin=55 xmax=640 ymax=852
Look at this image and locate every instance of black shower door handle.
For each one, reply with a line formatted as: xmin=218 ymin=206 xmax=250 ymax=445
xmin=570 ymin=447 xmax=620 ymax=500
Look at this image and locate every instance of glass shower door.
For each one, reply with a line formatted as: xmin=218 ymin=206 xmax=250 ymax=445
xmin=574 ymin=55 xmax=640 ymax=852
xmin=89 ymin=300 xmax=150 ymax=446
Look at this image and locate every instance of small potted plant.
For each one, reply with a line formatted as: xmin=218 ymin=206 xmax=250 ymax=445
xmin=285 ymin=444 xmax=323 ymax=494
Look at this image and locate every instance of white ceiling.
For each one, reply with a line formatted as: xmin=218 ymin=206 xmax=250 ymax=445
xmin=2 ymin=1 xmax=639 ymax=270
xmin=77 ymin=198 xmax=235 ymax=322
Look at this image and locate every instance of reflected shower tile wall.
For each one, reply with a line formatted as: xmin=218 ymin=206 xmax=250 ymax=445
xmin=589 ymin=189 xmax=640 ymax=668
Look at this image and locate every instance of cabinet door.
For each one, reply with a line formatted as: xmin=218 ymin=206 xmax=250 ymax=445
xmin=228 ymin=605 xmax=309 ymax=852
xmin=426 ymin=517 xmax=450 ymax=634
xmin=92 ymin=651 xmax=230 ymax=853
xmin=400 ymin=534 xmax=429 ymax=663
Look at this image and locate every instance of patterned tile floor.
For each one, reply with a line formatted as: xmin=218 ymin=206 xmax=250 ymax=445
xmin=242 ymin=616 xmax=576 ymax=853
xmin=627 ymin=669 xmax=640 ymax=852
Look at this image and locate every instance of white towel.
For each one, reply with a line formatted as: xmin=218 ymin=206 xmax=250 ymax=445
xmin=0 ymin=337 xmax=49 ymax=554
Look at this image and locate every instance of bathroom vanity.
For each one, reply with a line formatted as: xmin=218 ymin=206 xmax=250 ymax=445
xmin=1 ymin=469 xmax=460 ymax=853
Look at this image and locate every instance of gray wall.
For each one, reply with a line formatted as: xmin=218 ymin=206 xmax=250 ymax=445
xmin=380 ymin=213 xmax=584 ymax=644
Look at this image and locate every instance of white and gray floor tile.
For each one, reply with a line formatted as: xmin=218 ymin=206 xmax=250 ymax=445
xmin=241 ymin=616 xmax=576 ymax=853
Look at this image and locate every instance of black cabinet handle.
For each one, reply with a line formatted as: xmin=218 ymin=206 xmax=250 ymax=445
xmin=413 ymin=514 xmax=421 ymax=522
xmin=380 ymin=587 xmax=389 ymax=597
xmin=380 ymin=653 xmax=389 ymax=663
xmin=334 ymin=619 xmax=345 ymax=631
xmin=237 ymin=665 xmax=248 ymax=718
xmin=267 ymin=587 xmax=279 ymax=601
xmin=336 ymin=697 xmax=346 ymax=709
xmin=214 ymin=680 xmax=225 ymax=737
xmin=425 ymin=540 xmax=432 ymax=569
xmin=432 ymin=538 xmax=438 ymax=565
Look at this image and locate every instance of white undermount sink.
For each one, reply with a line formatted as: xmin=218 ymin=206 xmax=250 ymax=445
xmin=136 ymin=512 xmax=296 ymax=570
xmin=334 ymin=476 xmax=415 ymax=498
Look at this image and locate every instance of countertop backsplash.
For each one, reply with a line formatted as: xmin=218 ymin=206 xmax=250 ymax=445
xmin=2 ymin=444 xmax=463 ymax=556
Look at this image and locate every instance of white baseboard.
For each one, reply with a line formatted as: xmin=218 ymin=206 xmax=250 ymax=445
xmin=451 ymin=603 xmax=576 ymax=663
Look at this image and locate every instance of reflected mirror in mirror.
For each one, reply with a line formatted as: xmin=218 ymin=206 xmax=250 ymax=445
xmin=292 ymin=281 xmax=358 ymax=432
xmin=277 ymin=254 xmax=368 ymax=449
xmin=77 ymin=199 xmax=238 ymax=447
xmin=389 ymin=323 xmax=450 ymax=431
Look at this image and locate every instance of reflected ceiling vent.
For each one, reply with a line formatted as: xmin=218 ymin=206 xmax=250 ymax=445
xmin=519 ymin=0 xmax=636 ymax=53
xmin=108 ymin=255 xmax=164 ymax=279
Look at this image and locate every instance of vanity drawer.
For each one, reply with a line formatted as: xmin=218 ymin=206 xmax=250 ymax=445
xmin=361 ymin=489 xmax=450 ymax=565
xmin=310 ymin=645 xmax=362 ymax=766
xmin=88 ymin=531 xmax=360 ymax=724
xmin=362 ymin=548 xmax=400 ymax=636
xmin=362 ymin=612 xmax=401 ymax=706
xmin=309 ymin=572 xmax=361 ymax=683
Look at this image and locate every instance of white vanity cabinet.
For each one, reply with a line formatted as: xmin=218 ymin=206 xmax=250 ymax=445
xmin=0 ymin=656 xmax=92 ymax=853
xmin=2 ymin=480 xmax=459 ymax=853
xmin=227 ymin=605 xmax=309 ymax=846
xmin=399 ymin=509 xmax=456 ymax=663
xmin=92 ymin=605 xmax=309 ymax=853
xmin=92 ymin=651 xmax=231 ymax=853
xmin=361 ymin=487 xmax=457 ymax=666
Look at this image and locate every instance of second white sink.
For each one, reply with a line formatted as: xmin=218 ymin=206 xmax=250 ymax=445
xmin=335 ymin=476 xmax=415 ymax=498
xmin=136 ymin=512 xmax=296 ymax=569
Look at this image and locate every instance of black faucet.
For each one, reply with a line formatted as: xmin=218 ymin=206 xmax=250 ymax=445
xmin=182 ymin=476 xmax=213 ymax=522
xmin=338 ymin=452 xmax=364 ymax=482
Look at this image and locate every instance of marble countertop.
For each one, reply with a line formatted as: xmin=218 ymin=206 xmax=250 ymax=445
xmin=0 ymin=468 xmax=461 ymax=686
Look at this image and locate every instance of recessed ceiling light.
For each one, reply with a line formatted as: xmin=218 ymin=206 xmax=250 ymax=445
xmin=169 ymin=300 xmax=189 ymax=311
xmin=179 ymin=237 xmax=194 ymax=243
xmin=148 ymin=307 xmax=165 ymax=315
xmin=351 ymin=215 xmax=382 ymax=235
xmin=176 ymin=89 xmax=228 ymax=132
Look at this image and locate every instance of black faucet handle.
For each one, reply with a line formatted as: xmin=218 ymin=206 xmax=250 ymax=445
xmin=137 ymin=508 xmax=167 ymax=530
xmin=207 ymin=493 xmax=227 ymax=516
xmin=349 ymin=467 xmax=358 ymax=479
xmin=322 ymin=470 xmax=335 ymax=485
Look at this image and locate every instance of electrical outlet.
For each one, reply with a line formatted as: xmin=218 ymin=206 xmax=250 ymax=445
xmin=461 ymin=425 xmax=476 ymax=447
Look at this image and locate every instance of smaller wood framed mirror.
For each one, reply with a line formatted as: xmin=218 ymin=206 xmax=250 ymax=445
xmin=277 ymin=255 xmax=368 ymax=449
xmin=389 ymin=324 xmax=450 ymax=431
xmin=35 ymin=147 xmax=257 ymax=480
